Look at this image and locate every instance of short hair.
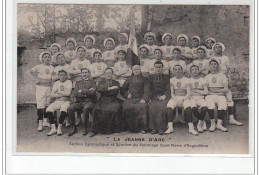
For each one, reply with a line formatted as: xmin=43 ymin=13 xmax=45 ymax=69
xmin=173 ymin=64 xmax=183 ymax=70
xmin=209 ymin=59 xmax=219 ymax=66
xmin=93 ymin=51 xmax=102 ymax=57
xmin=80 ymin=68 xmax=90 ymax=73
xmin=172 ymin=48 xmax=181 ymax=53
xmin=58 ymin=70 xmax=68 ymax=75
xmin=154 ymin=48 xmax=162 ymax=54
xmin=118 ymin=50 xmax=127 ymax=55
xmin=105 ymin=67 xmax=114 ymax=74
xmin=190 ymin=64 xmax=199 ymax=71
xmin=67 ymin=41 xmax=75 ymax=45
xmin=197 ymin=47 xmax=206 ymax=53
xmin=154 ymin=61 xmax=164 ymax=67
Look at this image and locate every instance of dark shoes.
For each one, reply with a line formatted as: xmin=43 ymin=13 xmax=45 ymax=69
xmin=89 ymin=132 xmax=97 ymax=137
xmin=68 ymin=125 xmax=78 ymax=136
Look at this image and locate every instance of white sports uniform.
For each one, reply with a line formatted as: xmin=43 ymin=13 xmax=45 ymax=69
xmin=85 ymin=48 xmax=96 ymax=62
xmin=139 ymin=58 xmax=150 ymax=76
xmin=191 ymin=47 xmax=199 ymax=59
xmin=102 ymin=50 xmax=117 ymax=68
xmin=114 ymin=61 xmax=132 ymax=86
xmin=89 ymin=62 xmax=107 ymax=82
xmin=192 ymin=59 xmax=209 ymax=75
xmin=167 ymin=76 xmax=191 ymax=109
xmin=64 ymin=50 xmax=77 ymax=63
xmin=30 ymin=64 xmax=54 ymax=109
xmin=148 ymin=59 xmax=169 ymax=75
xmin=46 ymin=80 xmax=72 ymax=113
xmin=205 ymin=73 xmax=228 ymax=110
xmin=175 ymin=46 xmax=192 ymax=56
xmin=161 ymin=45 xmax=175 ymax=60
xmin=189 ymin=77 xmax=207 ymax=108
xmin=207 ymin=49 xmax=214 ymax=59
xmin=70 ymin=59 xmax=91 ymax=80
xmin=147 ymin=45 xmax=157 ymax=59
xmin=208 ymin=55 xmax=233 ymax=106
xmin=168 ymin=59 xmax=187 ymax=75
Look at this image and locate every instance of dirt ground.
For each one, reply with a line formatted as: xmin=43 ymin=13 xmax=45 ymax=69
xmin=16 ymin=102 xmax=249 ymax=154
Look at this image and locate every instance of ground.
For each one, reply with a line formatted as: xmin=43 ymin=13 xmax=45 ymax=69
xmin=17 ymin=102 xmax=249 ymax=154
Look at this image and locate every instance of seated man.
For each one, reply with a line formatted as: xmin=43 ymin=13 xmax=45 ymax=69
xmin=45 ymin=70 xmax=72 ymax=136
xmin=149 ymin=61 xmax=170 ymax=135
xmin=121 ymin=65 xmax=150 ymax=134
xmin=67 ymin=68 xmax=97 ymax=136
xmin=166 ymin=65 xmax=198 ymax=135
xmin=205 ymin=59 xmax=228 ymax=132
xmin=189 ymin=64 xmax=208 ymax=132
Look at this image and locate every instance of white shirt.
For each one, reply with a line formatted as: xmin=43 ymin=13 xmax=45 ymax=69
xmin=52 ymin=80 xmax=73 ymax=101
xmin=71 ymin=59 xmax=91 ymax=72
xmin=170 ymin=76 xmax=191 ymax=96
xmin=139 ymin=58 xmax=150 ymax=73
xmin=85 ymin=48 xmax=96 ymax=60
xmin=89 ymin=62 xmax=107 ymax=77
xmin=192 ymin=59 xmax=208 ymax=72
xmin=147 ymin=45 xmax=158 ymax=58
xmin=64 ymin=50 xmax=77 ymax=63
xmin=205 ymin=73 xmax=228 ymax=88
xmin=161 ymin=45 xmax=175 ymax=59
xmin=30 ymin=64 xmax=54 ymax=80
xmin=114 ymin=61 xmax=132 ymax=78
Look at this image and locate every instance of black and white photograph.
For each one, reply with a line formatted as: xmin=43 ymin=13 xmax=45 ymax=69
xmin=16 ymin=3 xmax=250 ymax=154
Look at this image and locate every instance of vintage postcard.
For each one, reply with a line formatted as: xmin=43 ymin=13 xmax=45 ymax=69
xmin=16 ymin=3 xmax=251 ymax=155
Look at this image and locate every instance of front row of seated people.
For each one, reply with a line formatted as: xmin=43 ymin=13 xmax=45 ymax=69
xmin=27 ymin=47 xmax=243 ymax=137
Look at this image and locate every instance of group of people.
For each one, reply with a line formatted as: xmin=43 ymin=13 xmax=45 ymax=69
xmin=27 ymin=32 xmax=243 ymax=137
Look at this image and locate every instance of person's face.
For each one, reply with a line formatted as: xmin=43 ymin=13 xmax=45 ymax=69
xmin=42 ymin=53 xmax=51 ymax=64
xmin=154 ymin=63 xmax=163 ymax=74
xmin=85 ymin=38 xmax=93 ymax=48
xmin=192 ymin=38 xmax=199 ymax=48
xmin=164 ymin=35 xmax=172 ymax=45
xmin=154 ymin=50 xmax=162 ymax=60
xmin=51 ymin=46 xmax=59 ymax=54
xmin=206 ymin=40 xmax=214 ymax=49
xmin=77 ymin=48 xmax=86 ymax=58
xmin=172 ymin=50 xmax=181 ymax=59
xmin=105 ymin=40 xmax=114 ymax=50
xmin=67 ymin=41 xmax=75 ymax=50
xmin=146 ymin=36 xmax=154 ymax=45
xmin=197 ymin=49 xmax=206 ymax=59
xmin=174 ymin=66 xmax=183 ymax=77
xmin=81 ymin=69 xmax=90 ymax=79
xmin=132 ymin=66 xmax=141 ymax=76
xmin=118 ymin=52 xmax=126 ymax=61
xmin=58 ymin=72 xmax=67 ymax=82
xmin=209 ymin=61 xmax=219 ymax=71
xmin=213 ymin=44 xmax=223 ymax=54
xmin=190 ymin=66 xmax=200 ymax=76
xmin=118 ymin=35 xmax=127 ymax=44
xmin=94 ymin=53 xmax=102 ymax=62
xmin=140 ymin=48 xmax=148 ymax=57
xmin=178 ymin=37 xmax=186 ymax=46
xmin=57 ymin=54 xmax=66 ymax=65
xmin=105 ymin=69 xmax=113 ymax=79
